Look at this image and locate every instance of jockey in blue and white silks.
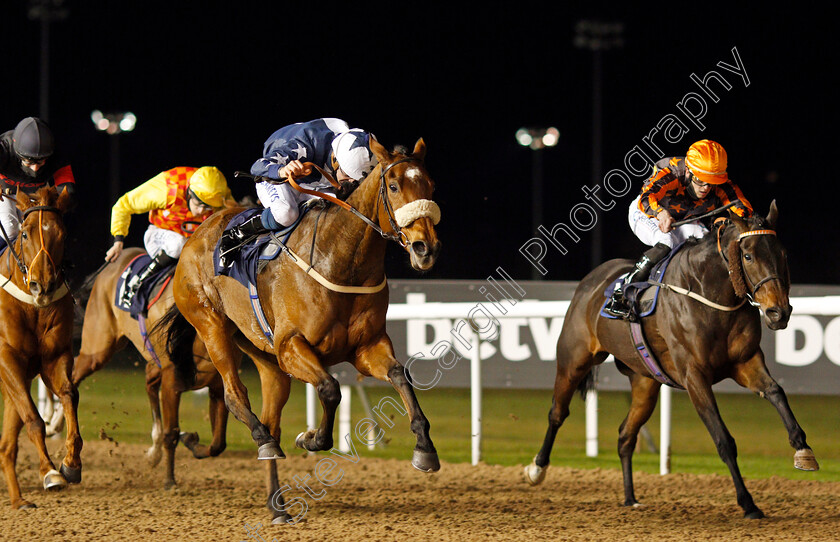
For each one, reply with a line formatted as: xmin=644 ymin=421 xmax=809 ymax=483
xmin=219 ymin=118 xmax=376 ymax=268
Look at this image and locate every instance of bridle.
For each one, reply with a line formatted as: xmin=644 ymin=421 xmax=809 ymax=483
xmin=716 ymin=218 xmax=784 ymax=307
xmin=1 ymin=204 xmax=63 ymax=289
xmin=284 ymin=158 xmax=440 ymax=248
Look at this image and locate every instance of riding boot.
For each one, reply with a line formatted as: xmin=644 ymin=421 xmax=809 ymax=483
xmin=122 ymin=252 xmax=176 ymax=305
xmin=604 ymin=242 xmax=671 ymax=320
xmin=218 ymin=214 xmax=271 ymax=268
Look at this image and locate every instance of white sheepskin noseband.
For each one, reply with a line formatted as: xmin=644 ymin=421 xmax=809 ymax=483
xmin=394 ymin=199 xmax=441 ymax=227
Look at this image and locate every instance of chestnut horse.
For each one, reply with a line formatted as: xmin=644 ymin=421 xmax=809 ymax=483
xmin=0 ymin=187 xmax=82 ymax=509
xmin=162 ymin=137 xmax=441 ymax=522
xmin=524 ymin=202 xmax=819 ymax=519
xmin=71 ymin=247 xmax=229 ymax=488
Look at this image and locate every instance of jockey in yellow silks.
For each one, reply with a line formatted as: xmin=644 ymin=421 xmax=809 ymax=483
xmin=105 ymin=166 xmax=234 ymax=304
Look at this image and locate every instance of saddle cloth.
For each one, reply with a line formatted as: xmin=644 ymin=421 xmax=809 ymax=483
xmin=599 ymin=242 xmax=685 ymax=320
xmin=115 ymin=254 xmax=176 ymax=319
xmin=213 ymin=203 xmax=315 ymax=288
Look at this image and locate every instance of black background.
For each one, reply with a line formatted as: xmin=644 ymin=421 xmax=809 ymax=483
xmin=3 ymin=3 xmax=837 ymax=285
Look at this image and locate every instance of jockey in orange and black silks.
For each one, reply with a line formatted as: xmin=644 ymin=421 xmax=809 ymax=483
xmin=605 ymin=140 xmax=754 ymax=320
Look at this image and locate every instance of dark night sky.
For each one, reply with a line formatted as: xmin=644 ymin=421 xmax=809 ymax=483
xmin=3 ymin=3 xmax=838 ymax=285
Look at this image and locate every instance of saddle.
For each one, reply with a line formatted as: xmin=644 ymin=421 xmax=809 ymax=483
xmin=599 ymin=242 xmax=685 ymax=321
xmin=213 ymin=202 xmax=316 ymax=288
xmin=115 ymin=254 xmax=176 ymax=319
xmin=599 ymin=243 xmax=686 ymax=389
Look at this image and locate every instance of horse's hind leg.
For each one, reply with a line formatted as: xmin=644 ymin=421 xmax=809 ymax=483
xmin=159 ymin=366 xmax=183 ymax=489
xmin=525 ymin=345 xmax=603 ymax=485
xmin=181 ymin=375 xmax=229 ymax=459
xmin=0 ymin=390 xmax=32 ymax=509
xmin=731 ymin=350 xmax=818 ymax=471
xmin=618 ymin=373 xmax=661 ymax=507
xmin=196 ymin=321 xmax=281 ymax=460
xmin=353 ymin=335 xmax=438 ymax=472
xmin=684 ymin=372 xmax=763 ymax=519
xmin=255 ymin=358 xmax=292 ymax=524
xmin=144 ymin=363 xmax=164 ymax=467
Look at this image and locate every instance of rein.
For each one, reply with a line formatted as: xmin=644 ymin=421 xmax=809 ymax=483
xmin=715 ymin=218 xmax=781 ymax=307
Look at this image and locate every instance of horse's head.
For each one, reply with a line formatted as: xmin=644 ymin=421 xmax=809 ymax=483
xmin=369 ymin=136 xmax=441 ymax=271
xmin=15 ymin=186 xmax=72 ymax=307
xmin=726 ymin=200 xmax=791 ymax=330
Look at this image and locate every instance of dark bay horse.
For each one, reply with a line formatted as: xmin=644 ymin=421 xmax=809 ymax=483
xmin=72 ymin=247 xmax=229 ymax=488
xmin=162 ymin=136 xmax=441 ymax=522
xmin=0 ymin=187 xmax=82 ymax=509
xmin=524 ymin=202 xmax=818 ymax=519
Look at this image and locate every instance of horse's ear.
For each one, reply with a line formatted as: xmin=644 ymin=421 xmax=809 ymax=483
xmin=766 ymin=199 xmax=778 ymax=230
xmin=412 ymin=138 xmax=427 ymax=161
xmin=369 ymin=133 xmax=391 ymax=164
xmin=57 ymin=186 xmax=74 ymax=214
xmin=15 ymin=188 xmax=34 ymax=214
xmin=728 ymin=208 xmax=749 ymax=233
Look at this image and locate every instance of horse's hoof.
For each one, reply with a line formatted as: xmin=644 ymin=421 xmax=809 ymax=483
xmin=179 ymin=431 xmax=200 ymax=450
xmin=16 ymin=501 xmax=37 ymax=510
xmin=271 ymin=512 xmax=293 ymax=525
xmin=257 ymin=441 xmax=285 ymax=460
xmin=523 ymin=460 xmax=547 ymax=486
xmin=411 ymin=450 xmax=440 ymax=473
xmin=59 ymin=463 xmax=82 ymax=484
xmin=164 ymin=480 xmax=177 ymax=491
xmin=744 ymin=508 xmax=765 ymax=520
xmin=43 ymin=469 xmax=67 ymax=491
xmin=146 ymin=446 xmax=163 ymax=467
xmin=794 ymin=448 xmax=819 ymax=471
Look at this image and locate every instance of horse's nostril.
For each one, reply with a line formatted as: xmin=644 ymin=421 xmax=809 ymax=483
xmin=766 ymin=308 xmax=781 ymax=321
xmin=29 ymin=281 xmax=41 ymax=295
xmin=412 ymin=241 xmax=429 ymax=257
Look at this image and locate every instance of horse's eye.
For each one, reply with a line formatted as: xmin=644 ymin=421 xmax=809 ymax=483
xmin=21 ymin=231 xmax=28 ymax=240
xmin=743 ymin=253 xmax=752 ymax=262
xmin=389 ymin=183 xmax=398 ymax=192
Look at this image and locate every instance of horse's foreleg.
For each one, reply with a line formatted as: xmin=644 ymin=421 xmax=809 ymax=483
xmin=731 ymin=351 xmax=818 ymax=471
xmin=144 ymin=364 xmax=164 ymax=467
xmin=354 ymin=337 xmax=439 ymax=473
xmin=41 ymin=352 xmax=82 ymax=485
xmin=684 ymin=371 xmax=763 ymax=519
xmin=0 ymin=355 xmax=66 ymax=489
xmin=281 ymin=336 xmax=339 ymax=453
xmin=618 ymin=373 xmax=661 ymax=507
xmin=0 ymin=391 xmax=31 ymax=509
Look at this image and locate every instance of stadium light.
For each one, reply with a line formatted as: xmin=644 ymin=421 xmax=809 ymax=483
xmin=516 ymin=127 xmax=560 ymax=280
xmin=91 ymin=110 xmax=136 ymax=135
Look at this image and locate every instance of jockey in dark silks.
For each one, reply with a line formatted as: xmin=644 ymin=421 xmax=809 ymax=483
xmin=218 ymin=118 xmax=377 ymax=268
xmin=0 ymin=117 xmax=77 ymax=248
xmin=604 ymin=139 xmax=754 ymax=320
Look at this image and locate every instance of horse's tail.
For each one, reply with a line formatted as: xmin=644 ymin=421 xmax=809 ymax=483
xmin=150 ymin=303 xmax=197 ymax=388
xmin=74 ymin=260 xmax=109 ymax=308
xmin=576 ymin=366 xmax=598 ymax=401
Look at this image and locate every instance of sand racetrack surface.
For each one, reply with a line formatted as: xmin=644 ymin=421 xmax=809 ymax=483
xmin=0 ymin=439 xmax=838 ymax=541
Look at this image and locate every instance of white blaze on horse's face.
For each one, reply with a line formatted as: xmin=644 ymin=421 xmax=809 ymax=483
xmin=391 ymin=166 xmax=441 ymax=272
